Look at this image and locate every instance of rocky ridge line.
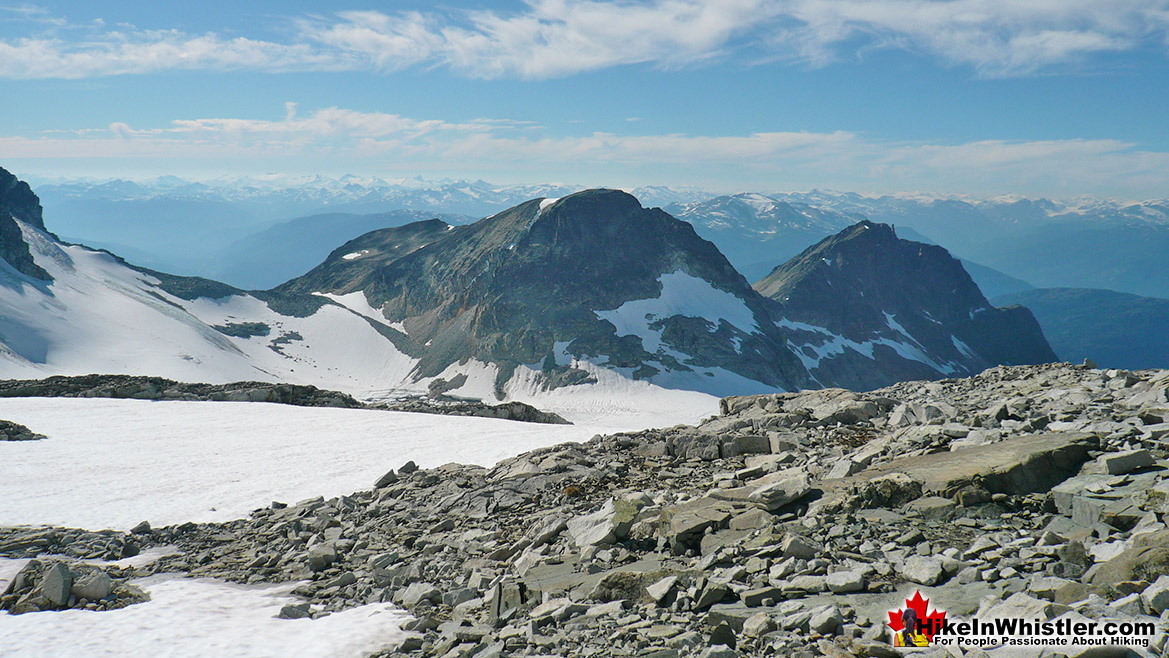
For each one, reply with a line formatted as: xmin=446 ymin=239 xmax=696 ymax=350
xmin=0 ymin=374 xmax=569 ymax=425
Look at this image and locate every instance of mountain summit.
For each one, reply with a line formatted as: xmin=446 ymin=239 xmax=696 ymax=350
xmin=281 ymin=189 xmax=815 ymax=396
xmin=757 ymin=220 xmax=1057 ymax=389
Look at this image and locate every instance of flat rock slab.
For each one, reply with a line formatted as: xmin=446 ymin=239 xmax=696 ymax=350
xmin=840 ymin=432 xmax=1097 ymax=499
xmin=523 ymin=555 xmax=667 ymax=597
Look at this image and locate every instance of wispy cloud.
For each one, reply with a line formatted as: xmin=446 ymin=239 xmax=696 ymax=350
xmin=771 ymin=0 xmax=1169 ymax=76
xmin=1 ymin=1 xmax=1166 ymax=79
xmin=4 ymin=105 xmax=1169 ymax=197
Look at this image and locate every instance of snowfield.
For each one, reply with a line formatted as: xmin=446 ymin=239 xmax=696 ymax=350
xmin=0 ymin=573 xmax=410 ymax=658
xmin=0 ymin=398 xmax=609 ymax=531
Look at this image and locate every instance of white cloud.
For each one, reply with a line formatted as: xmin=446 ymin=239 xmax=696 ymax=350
xmin=0 ymin=32 xmax=337 ymax=79
xmin=4 ymin=105 xmax=1169 ymax=198
xmin=0 ymin=1 xmax=1166 ymax=79
xmin=772 ymin=0 xmax=1169 ymax=76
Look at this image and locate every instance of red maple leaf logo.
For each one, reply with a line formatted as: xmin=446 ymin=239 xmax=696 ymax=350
xmin=888 ymin=590 xmax=947 ymax=640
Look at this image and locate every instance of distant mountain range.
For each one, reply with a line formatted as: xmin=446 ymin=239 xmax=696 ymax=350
xmin=671 ymin=191 xmax=1169 ymax=300
xmin=213 ymin=210 xmax=474 ymax=290
xmin=33 ymin=175 xmax=1169 ymax=299
xmin=0 ymin=167 xmax=1057 ymax=402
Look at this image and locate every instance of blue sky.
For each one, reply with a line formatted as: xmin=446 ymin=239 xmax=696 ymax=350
xmin=2 ymin=1 xmax=1169 ymax=198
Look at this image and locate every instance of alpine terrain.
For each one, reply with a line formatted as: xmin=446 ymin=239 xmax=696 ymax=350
xmin=0 ymin=167 xmax=1056 ymax=409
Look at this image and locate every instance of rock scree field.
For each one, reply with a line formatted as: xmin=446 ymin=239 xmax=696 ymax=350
xmin=4 ymin=362 xmax=1169 ymax=657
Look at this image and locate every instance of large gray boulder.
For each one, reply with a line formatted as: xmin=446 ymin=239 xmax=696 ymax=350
xmin=71 ymin=569 xmax=112 ymax=601
xmin=748 ymin=473 xmax=810 ymax=511
xmin=40 ymin=562 xmax=74 ymax=607
xmin=567 ymin=498 xmax=639 ymax=547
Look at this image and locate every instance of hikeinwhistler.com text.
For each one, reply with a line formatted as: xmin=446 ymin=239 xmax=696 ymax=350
xmin=924 ymin=617 xmax=1159 ymax=649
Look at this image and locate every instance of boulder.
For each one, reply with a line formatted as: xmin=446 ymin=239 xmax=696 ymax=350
xmin=1089 ymin=529 xmax=1169 ymax=587
xmin=660 ymin=497 xmax=736 ymax=552
xmin=826 ymin=570 xmax=865 ymax=593
xmin=70 ymin=569 xmax=112 ymax=601
xmin=900 ymin=557 xmax=945 ymax=586
xmin=306 ymin=543 xmax=337 ymax=572
xmin=567 ymin=498 xmax=639 ymax=547
xmin=844 ymin=431 xmax=1097 ymax=499
xmin=748 ymin=473 xmax=810 ymax=511
xmin=399 ymin=582 xmax=441 ymax=607
xmin=808 ymin=605 xmax=843 ymax=635
xmin=1097 ymin=449 xmax=1155 ymax=475
xmin=40 ymin=562 xmax=73 ymax=607
xmin=1140 ymin=575 xmax=1169 ymax=615
xmin=742 ymin=612 xmax=776 ymax=637
xmin=646 ymin=576 xmax=678 ymax=604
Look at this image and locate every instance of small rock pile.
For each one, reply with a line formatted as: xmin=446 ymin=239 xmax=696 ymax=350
xmin=0 ymin=419 xmax=44 ymax=441
xmin=1 ymin=559 xmax=148 ymax=614
xmin=3 ymin=363 xmax=1169 ymax=657
xmin=0 ymin=374 xmax=570 ymax=425
xmin=372 ymin=398 xmax=571 ymax=425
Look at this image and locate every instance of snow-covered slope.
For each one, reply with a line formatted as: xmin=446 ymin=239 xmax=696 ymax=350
xmin=0 ymin=219 xmax=417 ymax=393
xmin=0 ymin=572 xmax=410 ymax=658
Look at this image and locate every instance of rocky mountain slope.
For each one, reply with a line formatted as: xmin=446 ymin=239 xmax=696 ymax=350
xmin=6 ymin=363 xmax=1167 ymax=657
xmin=0 ymin=167 xmax=50 ymax=280
xmin=994 ymin=288 xmax=1169 ymax=370
xmin=279 ymin=189 xmax=817 ymax=397
xmin=754 ymin=221 xmax=1057 ymax=390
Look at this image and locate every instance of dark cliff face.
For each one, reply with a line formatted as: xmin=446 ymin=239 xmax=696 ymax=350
xmin=0 ymin=168 xmax=45 ymax=232
xmin=0 ymin=167 xmax=50 ymax=280
xmin=279 ymin=189 xmax=815 ymax=394
xmin=756 ymin=221 xmax=1057 ymax=390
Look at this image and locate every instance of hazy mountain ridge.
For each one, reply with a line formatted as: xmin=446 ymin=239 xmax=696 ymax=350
xmin=31 ymin=174 xmax=1169 ymax=298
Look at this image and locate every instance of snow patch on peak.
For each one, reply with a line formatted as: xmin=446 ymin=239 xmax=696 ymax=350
xmin=777 ymin=317 xmax=958 ymax=375
xmin=341 ymin=250 xmax=369 ymax=261
xmin=539 ymin=197 xmax=560 ymax=211
xmin=737 ymin=193 xmax=777 ymax=213
xmin=594 ymin=271 xmax=760 ymax=353
xmin=312 ymin=291 xmax=384 ymax=323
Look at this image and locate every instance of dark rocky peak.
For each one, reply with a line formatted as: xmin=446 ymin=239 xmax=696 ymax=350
xmin=276 ymin=188 xmax=813 ymax=394
xmin=756 ymin=220 xmax=988 ymax=334
xmin=756 ymin=220 xmax=1056 ymax=389
xmin=0 ymin=166 xmax=45 ymax=232
xmin=0 ymin=166 xmax=51 ymax=280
